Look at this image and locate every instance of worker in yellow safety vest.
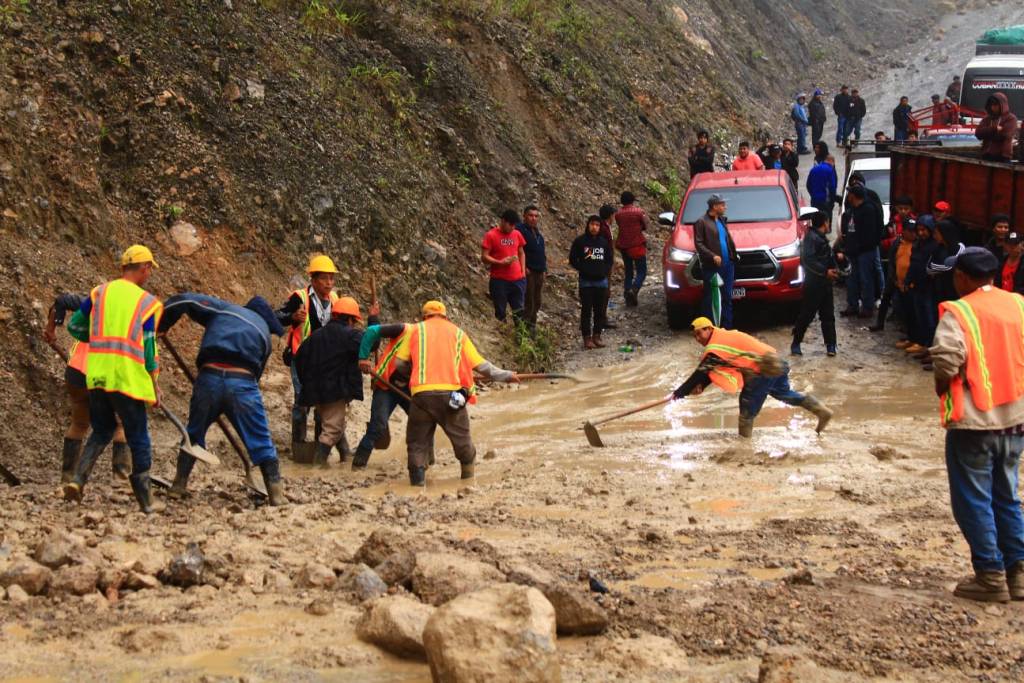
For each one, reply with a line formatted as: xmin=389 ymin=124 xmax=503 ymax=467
xmin=276 ymin=254 xmax=341 ymax=451
xmin=392 ymin=301 xmax=519 ymax=486
xmin=63 ymin=245 xmax=164 ymax=513
xmin=671 ymin=317 xmax=833 ymax=437
xmin=44 ymin=293 xmax=129 ymax=483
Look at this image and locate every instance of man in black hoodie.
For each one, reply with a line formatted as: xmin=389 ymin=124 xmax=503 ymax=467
xmin=294 ymin=297 xmax=379 ymax=467
xmin=848 ymin=89 xmax=867 ymax=144
xmin=792 ymin=212 xmax=838 ymax=357
xmin=833 ymin=85 xmax=852 ymax=146
xmin=809 ymin=89 xmax=827 ymax=146
xmin=569 ymin=215 xmax=615 ymax=349
xmin=840 ymin=185 xmax=883 ymax=318
xmin=687 ymin=130 xmax=716 ymax=177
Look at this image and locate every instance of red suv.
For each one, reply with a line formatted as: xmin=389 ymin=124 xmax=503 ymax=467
xmin=661 ymin=170 xmax=815 ymax=329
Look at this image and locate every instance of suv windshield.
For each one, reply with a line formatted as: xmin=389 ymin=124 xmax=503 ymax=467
xmin=682 ymin=187 xmax=792 ymax=224
xmin=859 ymin=169 xmax=891 ymax=204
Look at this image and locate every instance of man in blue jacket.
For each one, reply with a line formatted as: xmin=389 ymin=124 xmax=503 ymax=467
xmin=806 ymin=155 xmax=838 ymax=214
xmin=516 ymin=204 xmax=547 ymax=330
xmin=791 ymin=94 xmax=811 ymax=154
xmin=157 ymin=293 xmax=287 ymax=505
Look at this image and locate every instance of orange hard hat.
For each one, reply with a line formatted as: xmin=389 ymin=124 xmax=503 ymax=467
xmin=331 ymin=296 xmax=361 ymax=319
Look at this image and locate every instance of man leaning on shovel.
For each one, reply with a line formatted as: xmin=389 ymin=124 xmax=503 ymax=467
xmin=157 ymin=292 xmax=288 ymax=506
xmin=672 ymin=317 xmax=833 ymax=437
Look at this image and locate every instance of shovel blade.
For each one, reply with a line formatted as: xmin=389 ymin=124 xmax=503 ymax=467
xmin=150 ymin=474 xmax=173 ymax=490
xmin=583 ymin=421 xmax=605 ymax=448
xmin=183 ymin=442 xmax=220 ymax=466
xmin=245 ymin=470 xmax=268 ymax=498
xmin=374 ymin=422 xmax=391 ymax=450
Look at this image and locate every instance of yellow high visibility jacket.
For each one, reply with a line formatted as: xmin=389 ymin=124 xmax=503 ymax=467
xmin=86 ymin=279 xmax=163 ymax=403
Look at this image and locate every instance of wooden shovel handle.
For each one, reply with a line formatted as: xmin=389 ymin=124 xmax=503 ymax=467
xmin=591 ymin=396 xmax=672 ymax=427
xmin=370 ymin=369 xmax=413 ymax=403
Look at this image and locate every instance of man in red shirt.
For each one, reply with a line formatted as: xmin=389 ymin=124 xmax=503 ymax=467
xmin=731 ymin=141 xmax=765 ymax=171
xmin=481 ymin=209 xmax=527 ymax=323
xmin=614 ymin=192 xmax=651 ymax=306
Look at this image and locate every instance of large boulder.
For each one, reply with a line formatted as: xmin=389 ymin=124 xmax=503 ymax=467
xmin=338 ymin=563 xmax=388 ymax=601
xmin=51 ymin=563 xmax=100 ymax=596
xmin=33 ymin=531 xmax=84 ymax=569
xmin=354 ymin=529 xmax=422 ymax=567
xmin=0 ymin=559 xmax=53 ymax=595
xmin=542 ymin=583 xmax=608 ymax=636
xmin=422 ymin=583 xmax=559 ymax=683
xmin=375 ymin=549 xmax=417 ymax=586
xmin=411 ymin=552 xmax=505 ymax=606
xmin=357 ymin=595 xmax=435 ymax=659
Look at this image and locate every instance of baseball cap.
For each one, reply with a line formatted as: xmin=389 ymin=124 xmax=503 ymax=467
xmin=939 ymin=244 xmax=1000 ymax=277
xmin=706 ymin=193 xmax=726 ymax=207
xmin=121 ymin=244 xmax=158 ymax=268
xmin=1008 ymin=232 xmax=1023 ymax=245
xmin=934 ymin=200 xmax=951 ymax=212
xmin=691 ymin=316 xmax=714 ymax=330
xmin=421 ymin=300 xmax=447 ymax=317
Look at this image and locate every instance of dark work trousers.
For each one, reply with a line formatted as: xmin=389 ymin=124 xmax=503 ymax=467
xmin=908 ymin=287 xmax=937 ymax=346
xmin=792 ymin=276 xmax=836 ymax=347
xmin=579 ymin=285 xmax=609 ymax=337
xmin=86 ymin=390 xmax=151 ymax=474
xmin=811 ymin=120 xmax=825 ymax=145
xmin=524 ymin=271 xmax=545 ymax=327
xmin=489 ymin=277 xmax=526 ymax=323
xmin=406 ymin=391 xmax=475 ymax=471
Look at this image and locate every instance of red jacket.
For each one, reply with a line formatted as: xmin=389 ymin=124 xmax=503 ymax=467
xmin=976 ymin=93 xmax=1019 ymax=160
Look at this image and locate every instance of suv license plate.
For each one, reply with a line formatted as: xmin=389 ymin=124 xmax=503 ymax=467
xmin=732 ymin=287 xmax=746 ymax=300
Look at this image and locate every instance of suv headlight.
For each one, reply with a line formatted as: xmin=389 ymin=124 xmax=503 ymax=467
xmin=668 ymin=247 xmax=694 ymax=264
xmin=771 ymin=240 xmax=800 ymax=259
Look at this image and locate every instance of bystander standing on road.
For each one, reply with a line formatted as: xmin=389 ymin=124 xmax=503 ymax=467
xmin=998 ymin=232 xmax=1024 ymax=295
xmin=791 ymin=93 xmax=811 ymax=154
xmin=791 ymin=211 xmax=838 ymax=357
xmin=693 ymin=194 xmax=738 ymax=328
xmin=945 ymin=75 xmax=961 ymax=102
xmin=732 ymin=141 xmax=764 ymax=171
xmin=839 ymin=185 xmax=882 ymax=319
xmin=807 ymin=154 xmax=838 ymax=214
xmin=976 ymin=93 xmax=1019 ymax=163
xmin=687 ymin=130 xmax=716 ymax=177
xmin=848 ymin=88 xmax=867 ymax=144
xmin=809 ymin=89 xmax=827 ymax=146
xmin=984 ymin=214 xmax=1012 ymax=260
xmin=614 ymin=192 xmax=650 ymax=307
xmin=481 ymin=209 xmax=527 ymax=324
xmin=833 ymin=85 xmax=852 ymax=147
xmin=892 ymin=96 xmax=913 ymax=141
xmin=569 ymin=215 xmax=614 ymax=350
xmin=516 ymin=204 xmax=547 ymax=331
xmin=781 ymin=138 xmax=800 ymax=184
xmin=903 ymin=216 xmax=945 ymax=359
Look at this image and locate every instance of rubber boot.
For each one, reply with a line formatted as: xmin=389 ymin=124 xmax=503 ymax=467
xmin=259 ymin=459 xmax=286 ymax=506
xmin=352 ymin=447 xmax=372 ymax=470
xmin=738 ymin=414 xmax=754 ymax=438
xmin=63 ymin=439 xmax=103 ymax=502
xmin=339 ymin=435 xmax=353 ymax=464
xmin=168 ymin=450 xmax=197 ymax=499
xmin=313 ymin=412 xmax=323 ymax=443
xmin=954 ymin=571 xmax=1011 ymax=603
xmin=1007 ymin=562 xmax=1024 ymax=601
xmin=460 ymin=462 xmax=475 ymax=479
xmin=111 ymin=442 xmax=131 ymax=479
xmin=313 ymin=441 xmax=332 ymax=468
xmin=128 ymin=472 xmax=163 ymax=514
xmin=790 ymin=341 xmax=802 ymax=356
xmin=409 ymin=466 xmax=426 ymax=487
xmin=60 ymin=438 xmax=83 ymax=484
xmin=428 ymin=447 xmax=436 ymax=467
xmin=801 ymin=395 xmax=833 ymax=433
xmin=584 ymin=336 xmax=596 ymax=350
xmin=592 ymin=334 xmax=606 ymax=348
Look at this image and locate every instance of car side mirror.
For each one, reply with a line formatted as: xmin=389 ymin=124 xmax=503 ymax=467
xmin=658 ymin=212 xmax=676 ymax=227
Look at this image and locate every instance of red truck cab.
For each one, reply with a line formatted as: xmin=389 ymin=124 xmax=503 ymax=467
xmin=661 ymin=170 xmax=813 ymax=329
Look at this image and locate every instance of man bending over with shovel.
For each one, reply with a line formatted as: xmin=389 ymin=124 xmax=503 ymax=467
xmin=157 ymin=293 xmax=287 ymax=505
xmin=673 ymin=317 xmax=833 ymax=437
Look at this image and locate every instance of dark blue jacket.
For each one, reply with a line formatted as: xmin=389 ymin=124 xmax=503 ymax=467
xmin=806 ymin=162 xmax=837 ymax=205
xmin=516 ymin=223 xmax=547 ymax=273
xmin=158 ymin=293 xmax=278 ymax=379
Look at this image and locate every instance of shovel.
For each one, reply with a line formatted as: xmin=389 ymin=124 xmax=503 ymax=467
xmin=583 ymin=396 xmax=672 ymax=448
xmin=160 ymin=405 xmax=220 ymax=466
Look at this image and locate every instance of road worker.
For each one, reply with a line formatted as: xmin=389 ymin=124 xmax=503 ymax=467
xmin=293 ymin=296 xmax=378 ymax=468
xmin=44 ymin=293 xmax=130 ymax=482
xmin=63 ymin=245 xmax=164 ymax=513
xmin=930 ymin=246 xmax=1024 ymax=602
xmin=672 ymin=317 xmax=833 ymax=437
xmin=157 ymin=293 xmax=288 ymax=505
xmin=355 ymin=320 xmax=414 ymax=470
xmin=392 ymin=301 xmax=519 ymax=486
xmin=276 ymin=254 xmax=346 ymax=454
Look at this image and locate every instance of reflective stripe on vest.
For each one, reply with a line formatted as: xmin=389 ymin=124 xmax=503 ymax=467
xmin=68 ymin=340 xmax=89 ymax=374
xmin=374 ymin=324 xmax=410 ymax=390
xmin=701 ymin=328 xmax=775 ymax=394
xmin=937 ymin=288 xmax=1024 ymax=426
xmin=288 ymin=288 xmax=339 ymax=354
xmin=408 ymin=318 xmax=477 ymax=402
xmin=86 ymin=279 xmax=162 ymax=403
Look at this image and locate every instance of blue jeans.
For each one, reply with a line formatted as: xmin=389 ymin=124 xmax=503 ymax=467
xmin=187 ymin=370 xmax=277 ymax=466
xmin=795 ymin=122 xmax=808 ymax=152
xmin=848 ymin=117 xmax=862 ymax=141
xmin=290 ymin=362 xmax=308 ymax=423
xmin=356 ymin=387 xmax=410 ymax=454
xmin=86 ymin=390 xmax=151 ymax=474
xmin=909 ymin=287 xmax=937 ymax=346
xmin=489 ymin=278 xmax=526 ymax=322
xmin=846 ymin=249 xmax=877 ymax=312
xmin=835 ymin=116 xmax=848 ymax=145
xmin=621 ymin=252 xmax=647 ymax=294
xmin=702 ymin=262 xmax=735 ymax=329
xmin=946 ymin=430 xmax=1024 ymax=573
xmin=894 ymin=128 xmax=908 ymax=142
xmin=739 ymin=365 xmax=806 ymax=418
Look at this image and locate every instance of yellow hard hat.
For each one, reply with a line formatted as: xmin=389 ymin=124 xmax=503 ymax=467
xmin=421 ymin=300 xmax=447 ymax=317
xmin=307 ymin=254 xmax=339 ymax=275
xmin=691 ymin=316 xmax=715 ymax=330
xmin=121 ymin=244 xmax=158 ymax=268
xmin=331 ymin=296 xmax=361 ymax=320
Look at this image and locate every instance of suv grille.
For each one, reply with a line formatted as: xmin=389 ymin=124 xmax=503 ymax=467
xmin=690 ymin=249 xmax=779 ymax=283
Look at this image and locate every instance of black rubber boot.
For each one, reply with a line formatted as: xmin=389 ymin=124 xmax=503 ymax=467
xmin=351 ymin=447 xmax=371 ymax=470
xmin=259 ymin=459 xmax=286 ymax=506
xmin=409 ymin=466 xmax=426 ymax=487
xmin=291 ymin=418 xmax=307 ymax=445
xmin=313 ymin=412 xmax=323 ymax=443
xmin=460 ymin=461 xmax=475 ymax=479
xmin=111 ymin=442 xmax=131 ymax=479
xmin=801 ymin=395 xmax=833 ymax=433
xmin=339 ymin=435 xmax=353 ymax=463
xmin=738 ymin=414 xmax=755 ymax=438
xmin=313 ymin=441 xmax=332 ymax=468
xmin=168 ymin=450 xmax=197 ymax=499
xmin=128 ymin=472 xmax=162 ymax=514
xmin=63 ymin=439 xmax=103 ymax=502
xmin=60 ymin=438 xmax=83 ymax=484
